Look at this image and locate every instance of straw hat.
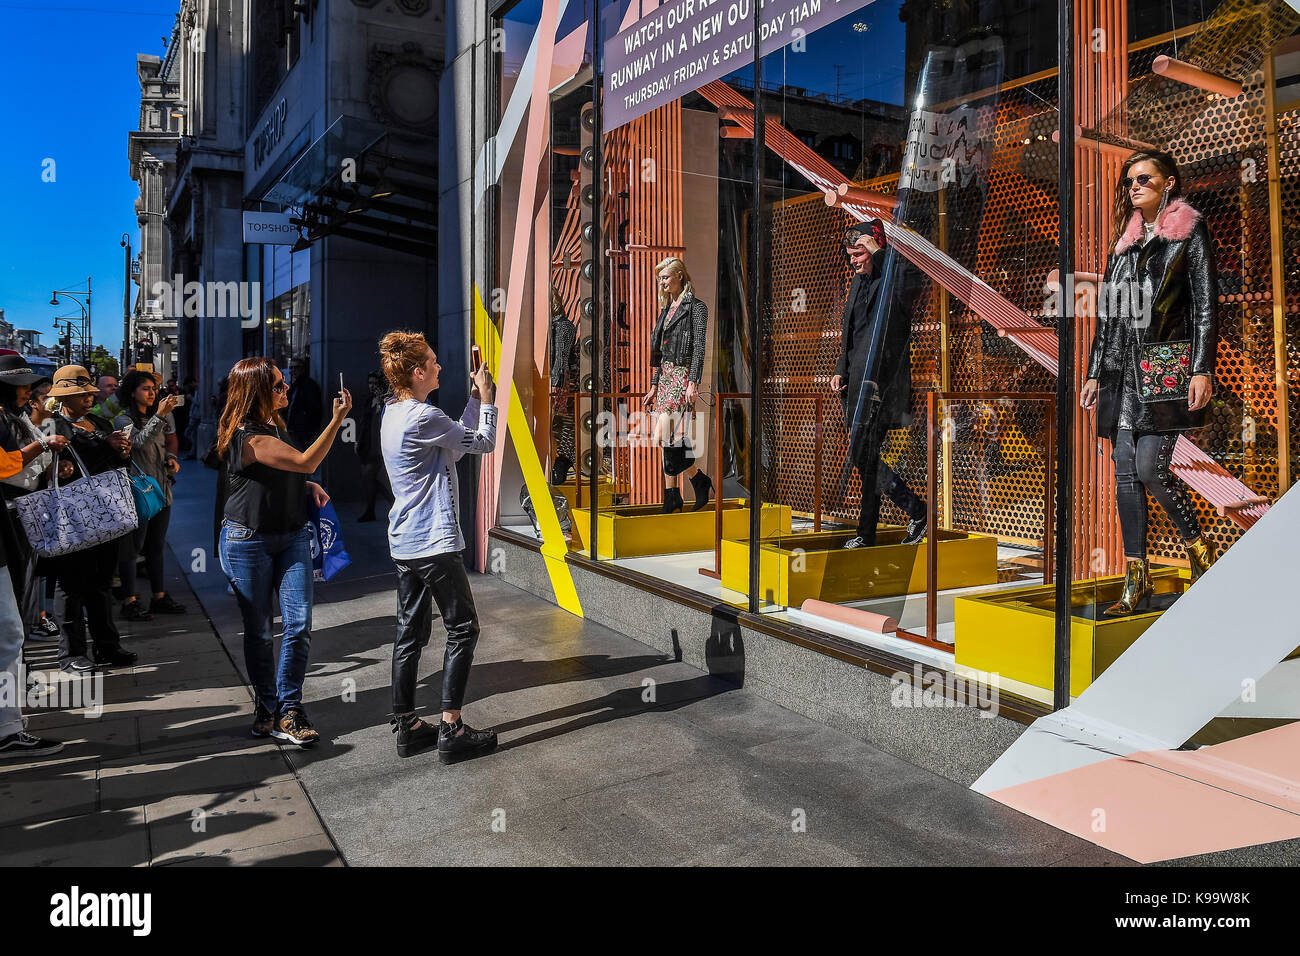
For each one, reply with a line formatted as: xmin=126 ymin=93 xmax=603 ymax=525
xmin=49 ymin=365 xmax=99 ymax=398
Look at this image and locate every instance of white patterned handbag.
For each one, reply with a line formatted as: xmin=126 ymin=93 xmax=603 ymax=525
xmin=15 ymin=444 xmax=140 ymax=558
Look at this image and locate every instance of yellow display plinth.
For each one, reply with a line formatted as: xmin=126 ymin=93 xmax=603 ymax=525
xmin=551 ymin=477 xmax=618 ymax=513
xmin=954 ymin=570 xmax=1187 ymax=698
xmin=720 ymin=528 xmax=999 ymax=606
xmin=570 ymin=499 xmax=792 ymax=559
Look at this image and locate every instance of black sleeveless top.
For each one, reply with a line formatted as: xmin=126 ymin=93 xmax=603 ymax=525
xmin=222 ymin=422 xmax=307 ymax=534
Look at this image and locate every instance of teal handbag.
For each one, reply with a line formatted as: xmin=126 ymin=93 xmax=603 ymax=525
xmin=127 ymin=463 xmax=167 ymax=523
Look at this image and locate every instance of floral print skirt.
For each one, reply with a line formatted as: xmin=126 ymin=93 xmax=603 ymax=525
xmin=652 ymin=362 xmax=691 ymax=416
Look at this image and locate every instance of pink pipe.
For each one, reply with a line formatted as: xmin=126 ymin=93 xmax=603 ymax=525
xmin=1152 ymin=55 xmax=1243 ymax=99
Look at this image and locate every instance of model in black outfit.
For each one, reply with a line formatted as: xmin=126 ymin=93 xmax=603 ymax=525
xmin=830 ymin=222 xmax=928 ymax=548
xmin=1082 ymin=150 xmax=1219 ymax=616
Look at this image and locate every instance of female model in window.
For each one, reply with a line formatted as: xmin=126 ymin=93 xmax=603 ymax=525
xmin=1082 ymin=150 xmax=1219 ymax=616
xmin=642 ymin=256 xmax=712 ymax=512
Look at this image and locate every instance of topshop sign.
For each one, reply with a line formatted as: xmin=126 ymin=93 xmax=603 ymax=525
xmin=603 ymin=0 xmax=876 ymax=131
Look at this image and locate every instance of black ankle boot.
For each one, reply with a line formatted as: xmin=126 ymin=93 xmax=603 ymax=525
xmin=551 ymin=455 xmax=572 ymax=485
xmin=437 ymin=717 xmax=498 ymax=764
xmin=689 ymin=470 xmax=713 ymax=511
xmin=662 ymin=487 xmax=684 ymax=513
xmin=391 ymin=712 xmax=440 ymax=758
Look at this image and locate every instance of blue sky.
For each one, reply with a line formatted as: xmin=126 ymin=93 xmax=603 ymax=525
xmin=0 ymin=1 xmax=177 ymax=355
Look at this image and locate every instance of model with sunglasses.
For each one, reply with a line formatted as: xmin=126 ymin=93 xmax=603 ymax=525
xmin=1082 ymin=150 xmax=1219 ymax=616
xmin=378 ymin=331 xmax=498 ymax=761
xmin=215 ymin=358 xmax=351 ymax=745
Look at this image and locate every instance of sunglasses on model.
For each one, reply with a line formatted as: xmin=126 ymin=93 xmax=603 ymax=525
xmin=1123 ymin=173 xmax=1159 ymax=189
xmin=272 ymin=381 xmax=289 ymax=393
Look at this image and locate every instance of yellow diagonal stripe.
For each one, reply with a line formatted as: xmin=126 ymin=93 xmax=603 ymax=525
xmin=473 ymin=285 xmax=583 ymax=617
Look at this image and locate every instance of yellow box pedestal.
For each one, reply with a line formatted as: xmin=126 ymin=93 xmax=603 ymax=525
xmin=720 ymin=527 xmax=999 ymax=606
xmin=954 ymin=570 xmax=1186 ymax=698
xmin=551 ymin=478 xmax=618 ymax=513
xmin=570 ymin=499 xmax=792 ymax=559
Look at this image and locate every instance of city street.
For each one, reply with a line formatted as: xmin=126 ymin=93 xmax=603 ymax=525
xmin=1 ymin=463 xmax=1132 ymax=866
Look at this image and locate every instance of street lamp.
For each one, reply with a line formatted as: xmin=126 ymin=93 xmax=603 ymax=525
xmin=121 ymin=233 xmax=133 ymax=373
xmin=49 ymin=278 xmax=92 ymax=365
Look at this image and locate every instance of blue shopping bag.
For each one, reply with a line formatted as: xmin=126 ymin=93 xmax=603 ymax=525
xmin=306 ymin=497 xmax=351 ymax=582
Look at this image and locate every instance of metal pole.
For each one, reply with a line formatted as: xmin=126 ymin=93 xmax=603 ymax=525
xmin=1054 ymin=0 xmax=1075 ymax=712
xmin=747 ymin=6 xmax=764 ymax=614
xmin=123 ymin=239 xmax=132 ymax=371
xmin=86 ymin=277 xmax=92 ymax=366
xmin=589 ymin=11 xmax=602 ymax=563
xmin=1264 ymin=46 xmax=1292 ymax=493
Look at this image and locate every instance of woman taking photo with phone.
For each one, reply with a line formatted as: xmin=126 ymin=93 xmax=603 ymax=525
xmin=114 ymin=370 xmax=186 ymax=621
xmin=215 ymin=357 xmax=351 ymax=746
xmin=378 ymin=331 xmax=498 ymax=762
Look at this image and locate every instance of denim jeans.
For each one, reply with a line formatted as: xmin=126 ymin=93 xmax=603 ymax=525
xmin=219 ymin=521 xmax=314 ymax=717
xmin=0 ymin=566 xmax=28 ymax=738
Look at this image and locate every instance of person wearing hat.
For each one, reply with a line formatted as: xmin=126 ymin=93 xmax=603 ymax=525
xmin=46 ymin=365 xmax=137 ymax=672
xmin=829 ymin=223 xmax=929 ymax=549
xmin=0 ymin=355 xmax=69 ymax=758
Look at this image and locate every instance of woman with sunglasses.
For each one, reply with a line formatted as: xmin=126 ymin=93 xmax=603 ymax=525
xmin=1081 ymin=150 xmax=1219 ymax=616
xmin=215 ymin=358 xmax=351 ymax=746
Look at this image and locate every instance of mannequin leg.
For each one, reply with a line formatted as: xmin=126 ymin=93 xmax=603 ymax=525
xmin=1135 ymin=432 xmax=1203 ymax=543
xmin=1111 ymin=429 xmax=1149 ymax=559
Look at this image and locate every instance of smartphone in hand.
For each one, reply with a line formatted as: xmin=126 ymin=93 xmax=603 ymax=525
xmin=471 ymin=345 xmax=483 ymax=373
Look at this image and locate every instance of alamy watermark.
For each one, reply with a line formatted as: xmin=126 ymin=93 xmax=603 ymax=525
xmin=1 ymin=663 xmax=103 ymax=718
xmin=890 ymin=663 xmax=999 ymax=717
xmin=149 ymin=274 xmax=261 ymax=328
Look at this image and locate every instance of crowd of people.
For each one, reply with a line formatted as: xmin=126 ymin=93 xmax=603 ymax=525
xmin=0 ymin=361 xmax=192 ymax=757
xmin=2 ymin=335 xmax=501 ymax=766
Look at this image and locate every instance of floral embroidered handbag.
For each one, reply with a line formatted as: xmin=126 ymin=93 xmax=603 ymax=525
xmin=1133 ymin=340 xmax=1193 ymax=403
xmin=15 ymin=445 xmax=140 ymax=558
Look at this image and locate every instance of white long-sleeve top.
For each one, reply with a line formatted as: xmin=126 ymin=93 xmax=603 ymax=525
xmin=380 ymin=396 xmax=498 ymax=560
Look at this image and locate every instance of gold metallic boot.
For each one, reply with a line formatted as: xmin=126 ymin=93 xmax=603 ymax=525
xmin=1104 ymin=558 xmax=1154 ymax=617
xmin=1185 ymin=536 xmax=1216 ymax=583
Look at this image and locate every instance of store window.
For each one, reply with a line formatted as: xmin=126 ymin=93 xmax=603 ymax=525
xmin=262 ymin=243 xmax=311 ymax=365
xmin=485 ymin=0 xmax=1298 ymax=714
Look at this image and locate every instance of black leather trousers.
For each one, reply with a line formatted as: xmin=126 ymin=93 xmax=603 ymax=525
xmin=1112 ymin=429 xmax=1202 ymax=559
xmin=392 ymin=552 xmax=481 ymax=713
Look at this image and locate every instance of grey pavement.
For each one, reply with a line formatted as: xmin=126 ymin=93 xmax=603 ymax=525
xmin=1 ymin=461 xmax=1130 ymax=867
xmin=156 ymin=461 xmax=1126 ymax=866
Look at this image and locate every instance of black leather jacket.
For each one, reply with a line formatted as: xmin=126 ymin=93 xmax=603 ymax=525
xmin=1085 ymin=199 xmax=1218 ymax=438
xmin=649 ymin=293 xmax=708 ymax=384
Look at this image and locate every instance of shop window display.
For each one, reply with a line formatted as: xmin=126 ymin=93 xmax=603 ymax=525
xmin=484 ymin=0 xmax=1299 ymax=715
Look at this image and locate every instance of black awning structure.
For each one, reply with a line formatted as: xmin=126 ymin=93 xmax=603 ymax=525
xmin=256 ymin=114 xmax=436 ymax=258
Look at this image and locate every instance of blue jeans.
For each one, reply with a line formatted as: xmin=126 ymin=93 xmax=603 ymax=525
xmin=219 ymin=522 xmax=314 ymax=717
xmin=0 ymin=566 xmax=26 ymax=738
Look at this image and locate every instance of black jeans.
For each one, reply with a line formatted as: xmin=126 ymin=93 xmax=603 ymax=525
xmin=392 ymin=552 xmax=481 ymax=713
xmin=1112 ymin=429 xmax=1202 ymax=559
xmin=56 ymin=538 xmax=125 ymax=663
xmin=854 ymin=421 xmax=927 ymax=543
xmin=119 ymin=505 xmax=171 ymax=600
